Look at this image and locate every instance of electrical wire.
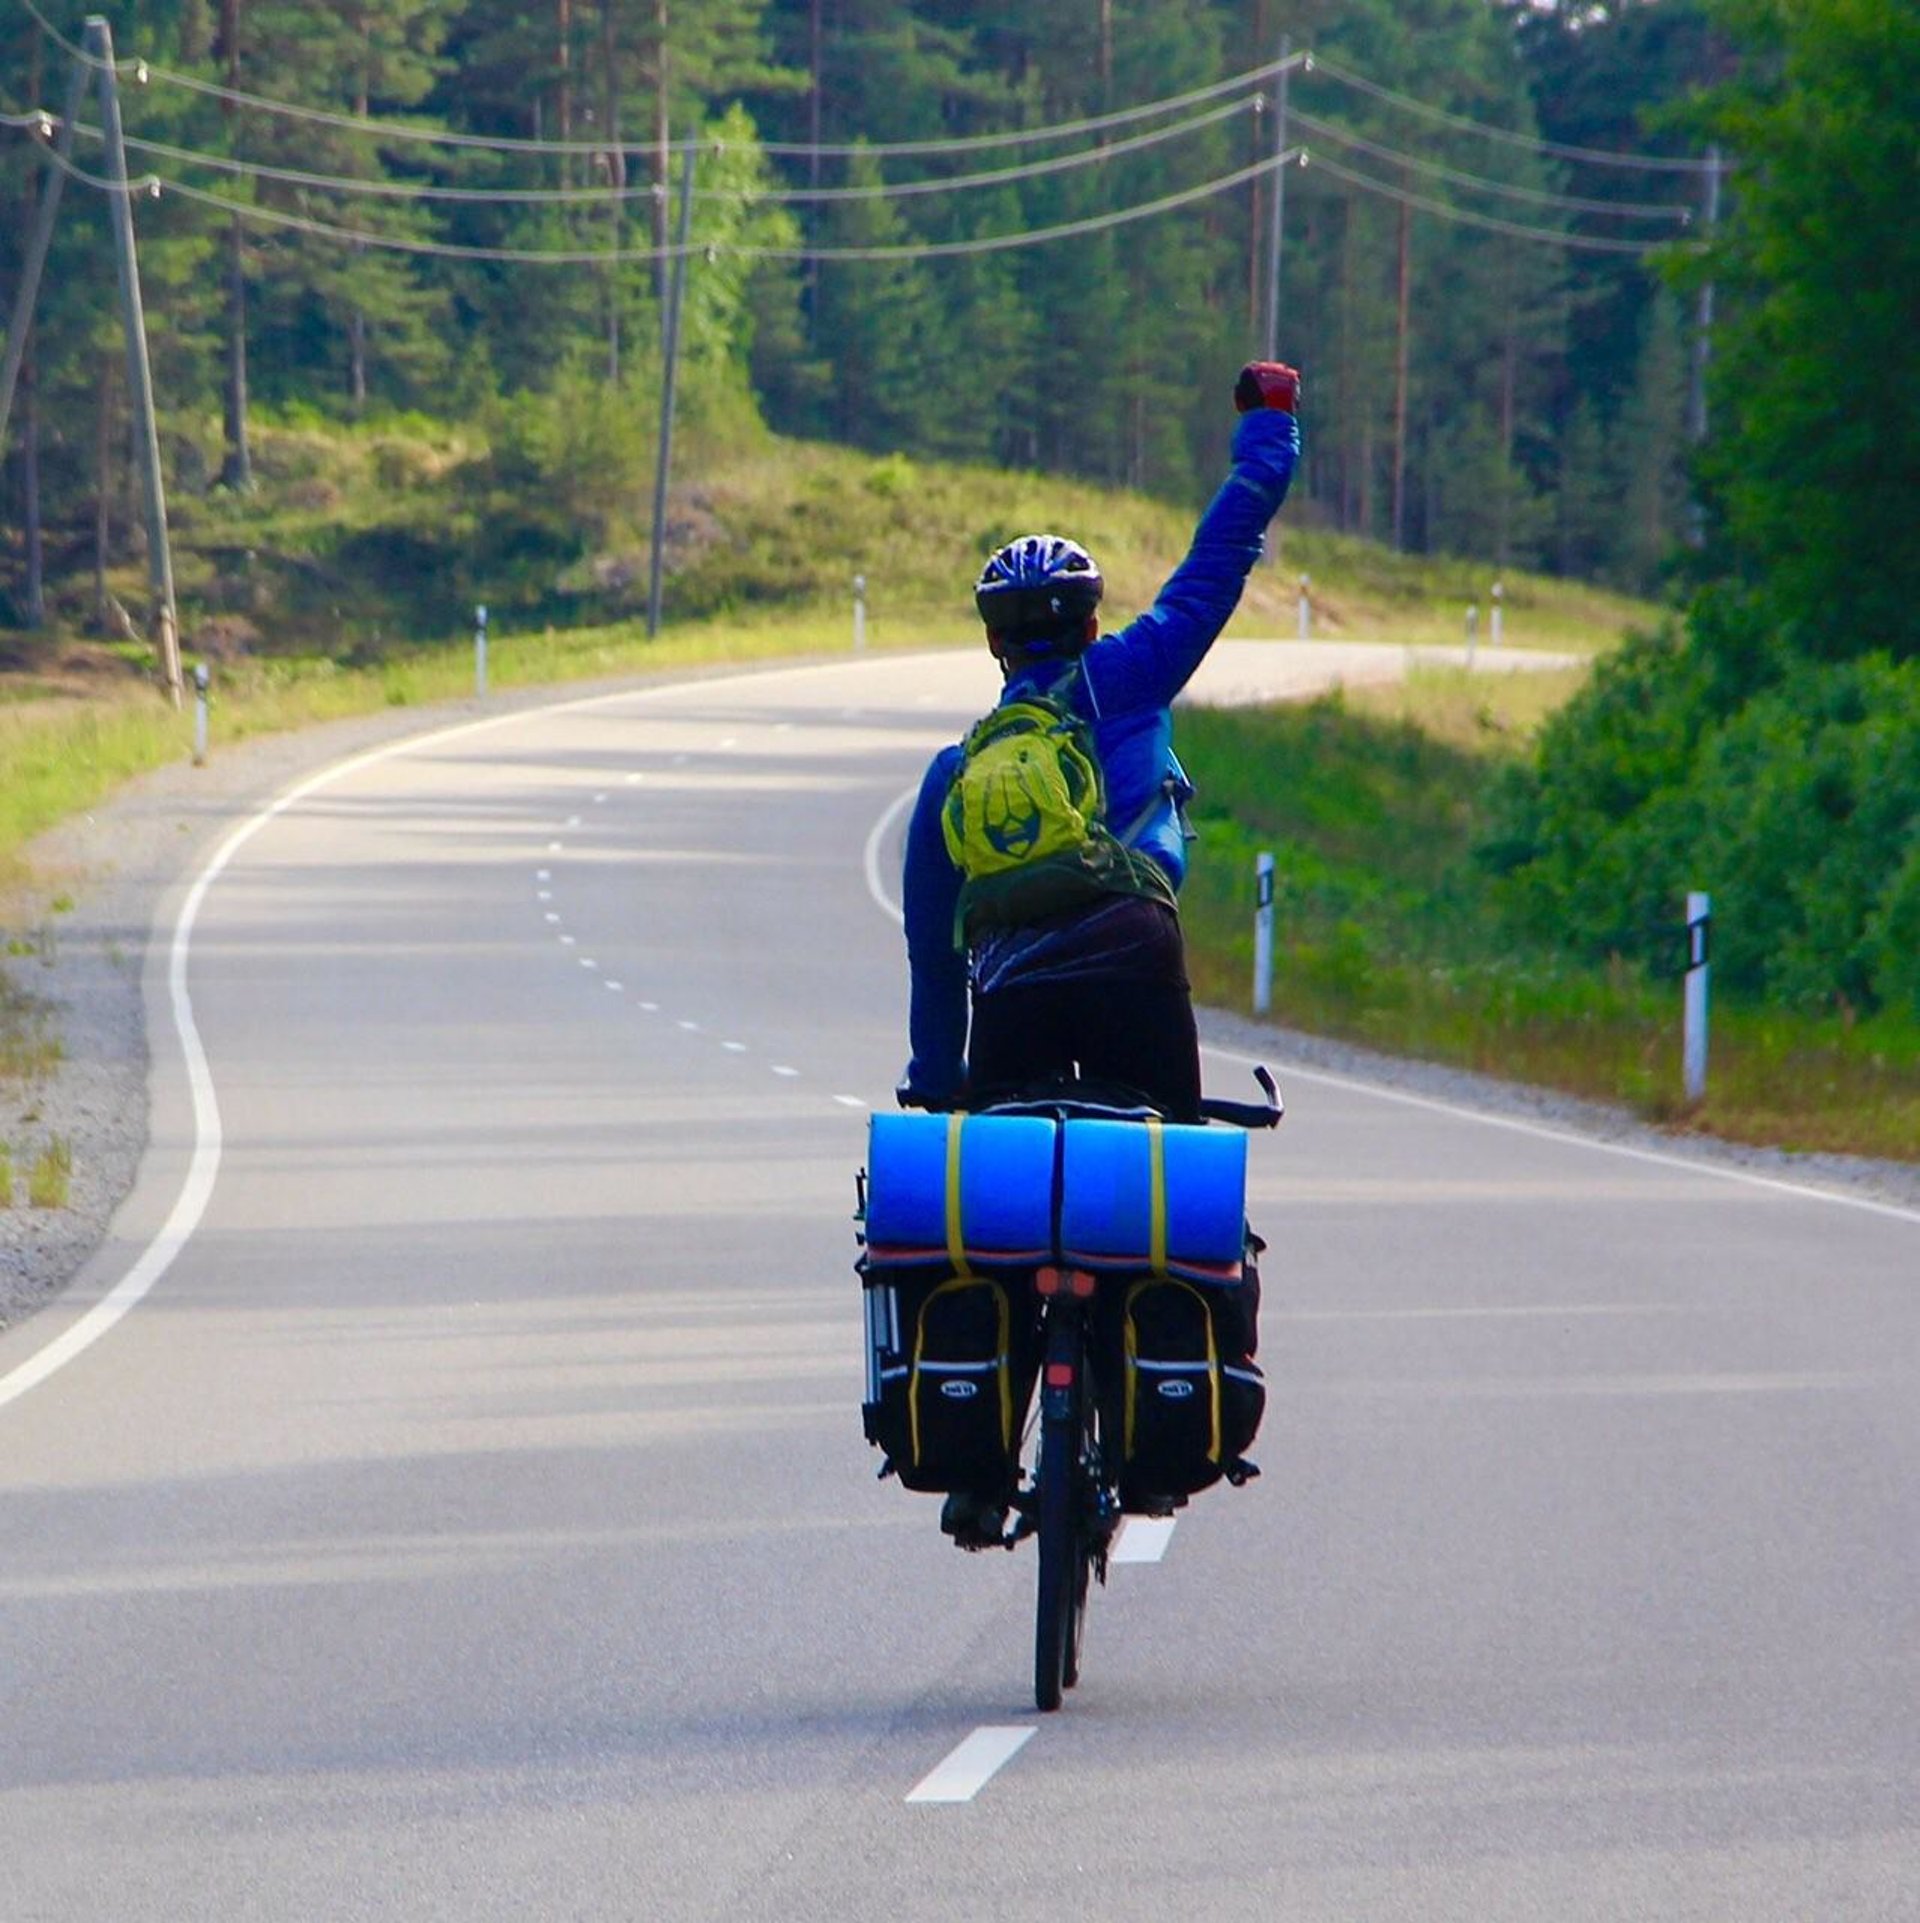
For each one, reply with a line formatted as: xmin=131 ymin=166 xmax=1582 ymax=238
xmin=69 ymin=93 xmax=1255 ymax=210
xmin=16 ymin=0 xmax=138 ymax=72
xmin=1306 ymin=53 xmax=1716 ymax=175
xmin=1299 ymin=149 xmax=1692 ymax=255
xmin=33 ymin=135 xmax=1306 ymax=268
xmin=1290 ymin=108 xmax=1693 ymax=222
xmin=732 ymin=150 xmax=1306 ymax=261
xmin=18 ymin=0 xmax=1712 ymax=184
xmin=23 ymin=139 xmax=160 ymax=197
xmin=27 ymin=9 xmax=1303 ymax=166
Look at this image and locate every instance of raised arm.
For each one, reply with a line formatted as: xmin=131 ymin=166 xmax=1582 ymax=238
xmin=1082 ymin=370 xmax=1301 ymax=719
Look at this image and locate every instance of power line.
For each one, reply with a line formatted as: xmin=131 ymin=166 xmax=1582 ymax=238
xmin=17 ymin=1 xmax=1711 ymax=182
xmin=1299 ymin=148 xmax=1690 ymax=255
xmin=62 ymin=93 xmax=1254 ymax=211
xmin=734 ymin=151 xmax=1307 ymax=262
xmin=32 ymin=133 xmax=1306 ymax=268
xmin=26 ymin=8 xmax=1302 ymax=166
xmin=1290 ymin=109 xmax=1693 ymax=222
xmin=1306 ymin=53 xmax=1717 ymax=174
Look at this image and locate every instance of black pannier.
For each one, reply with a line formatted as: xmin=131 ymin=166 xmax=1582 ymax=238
xmin=861 ymin=1263 xmax=1039 ymax=1494
xmin=1098 ymin=1260 xmax=1263 ymax=1511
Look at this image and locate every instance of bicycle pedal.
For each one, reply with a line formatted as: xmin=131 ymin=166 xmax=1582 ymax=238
xmin=1224 ymin=1457 xmax=1261 ymax=1487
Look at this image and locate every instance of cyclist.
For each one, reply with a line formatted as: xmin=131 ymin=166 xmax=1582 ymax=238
xmin=897 ymin=360 xmax=1301 ymax=1546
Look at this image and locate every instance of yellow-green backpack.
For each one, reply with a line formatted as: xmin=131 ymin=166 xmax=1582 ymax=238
xmin=940 ymin=678 xmax=1174 ymax=945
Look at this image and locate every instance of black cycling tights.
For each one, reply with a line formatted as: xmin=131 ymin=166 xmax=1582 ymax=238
xmin=965 ymin=976 xmax=1203 ymax=1123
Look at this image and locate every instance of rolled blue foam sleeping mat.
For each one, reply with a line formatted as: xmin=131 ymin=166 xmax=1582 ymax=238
xmin=1058 ymin=1119 xmax=1246 ymax=1273
xmin=864 ymin=1111 xmax=1057 ymax=1263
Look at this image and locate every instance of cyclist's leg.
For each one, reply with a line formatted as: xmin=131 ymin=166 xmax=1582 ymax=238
xmin=1066 ymin=976 xmax=1203 ymax=1123
xmin=966 ymin=981 xmax=1080 ymax=1103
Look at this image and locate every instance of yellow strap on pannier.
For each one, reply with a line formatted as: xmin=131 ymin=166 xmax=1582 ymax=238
xmin=944 ymin=1113 xmax=973 ymax=1279
xmin=1146 ymin=1116 xmax=1168 ymax=1279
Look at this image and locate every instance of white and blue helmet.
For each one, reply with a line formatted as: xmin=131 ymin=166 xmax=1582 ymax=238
xmin=974 ymin=535 xmax=1104 ymax=642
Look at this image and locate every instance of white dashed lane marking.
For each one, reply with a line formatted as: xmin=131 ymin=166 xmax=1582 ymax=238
xmin=907 ymin=1727 xmax=1034 ymax=1805
xmin=532 ymin=756 xmax=872 ymax=1112
xmin=1111 ymin=1517 xmax=1178 ymax=1564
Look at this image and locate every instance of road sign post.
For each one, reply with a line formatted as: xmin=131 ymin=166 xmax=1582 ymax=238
xmin=1254 ymin=853 xmax=1276 ymax=1016
xmin=1684 ymin=890 xmax=1711 ymax=1103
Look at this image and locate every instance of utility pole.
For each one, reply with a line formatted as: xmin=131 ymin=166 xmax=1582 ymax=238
xmin=91 ymin=16 xmax=183 ymax=707
xmin=646 ymin=143 xmax=698 ymax=639
xmin=1263 ymin=35 xmax=1292 ymax=360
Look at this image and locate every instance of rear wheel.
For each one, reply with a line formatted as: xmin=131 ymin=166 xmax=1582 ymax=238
xmin=1034 ymin=1317 xmax=1093 ymax=1712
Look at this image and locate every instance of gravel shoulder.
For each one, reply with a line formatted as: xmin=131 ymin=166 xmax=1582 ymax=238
xmin=3 ymin=657 xmax=1914 ymax=1334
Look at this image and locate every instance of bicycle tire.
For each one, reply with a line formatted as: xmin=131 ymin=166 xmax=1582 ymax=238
xmin=1034 ymin=1316 xmax=1091 ymax=1712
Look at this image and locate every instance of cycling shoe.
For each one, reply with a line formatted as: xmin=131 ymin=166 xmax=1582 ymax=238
xmin=940 ymin=1490 xmax=1010 ymax=1551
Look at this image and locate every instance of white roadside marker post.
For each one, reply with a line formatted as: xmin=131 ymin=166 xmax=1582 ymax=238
xmin=1491 ymin=579 xmax=1505 ymax=648
xmin=1254 ymin=853 xmax=1276 ymax=1016
xmin=1684 ymin=891 xmax=1711 ymax=1103
xmin=1466 ymin=600 xmax=1479 ymax=669
xmin=192 ymin=661 xmax=209 ymax=766
xmin=853 ymin=573 xmax=867 ymax=653
xmin=474 ymin=603 xmax=488 ymax=699
xmin=1297 ymin=573 xmax=1311 ymax=640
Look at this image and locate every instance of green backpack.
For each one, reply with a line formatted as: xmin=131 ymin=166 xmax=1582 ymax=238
xmin=940 ymin=674 xmax=1175 ymax=945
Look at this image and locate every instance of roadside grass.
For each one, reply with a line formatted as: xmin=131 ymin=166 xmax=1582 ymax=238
xmin=0 ymin=424 xmax=1650 ymax=894
xmin=0 ymin=969 xmax=60 ymax=1083
xmin=1175 ymin=680 xmax=1920 ymax=1163
xmin=0 ymin=1142 xmax=11 ymax=1207
xmin=26 ymin=1136 xmax=71 ymax=1209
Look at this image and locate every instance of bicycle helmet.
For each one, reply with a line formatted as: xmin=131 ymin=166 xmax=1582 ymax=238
xmin=974 ymin=535 xmax=1104 ymax=646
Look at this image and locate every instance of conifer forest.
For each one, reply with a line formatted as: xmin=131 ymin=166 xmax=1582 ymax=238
xmin=2 ymin=0 xmax=1734 ymax=610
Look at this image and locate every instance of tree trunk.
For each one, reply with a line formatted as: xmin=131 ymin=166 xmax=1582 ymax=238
xmin=1391 ymin=184 xmax=1411 ymax=552
xmin=1337 ymin=202 xmax=1355 ymax=532
xmin=807 ymin=0 xmax=823 ymax=317
xmin=22 ymin=352 xmax=44 ymax=627
xmin=352 ymin=51 xmax=370 ymax=415
xmin=217 ymin=0 xmax=252 ymax=488
xmin=1499 ymin=312 xmax=1518 ymax=571
xmin=602 ymin=0 xmax=624 ymax=382
xmin=93 ymin=359 xmax=113 ymax=627
xmin=1247 ymin=0 xmax=1270 ymax=342
xmin=653 ymin=0 xmax=671 ymax=306
xmin=220 ymin=216 xmax=253 ymax=488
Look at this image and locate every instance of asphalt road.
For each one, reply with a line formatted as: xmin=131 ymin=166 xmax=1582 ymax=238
xmin=2 ymin=647 xmax=1916 ymax=1921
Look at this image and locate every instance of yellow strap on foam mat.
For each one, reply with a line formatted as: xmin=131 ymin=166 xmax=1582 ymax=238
xmin=944 ymin=1113 xmax=973 ymax=1279
xmin=1146 ymin=1116 xmax=1168 ymax=1279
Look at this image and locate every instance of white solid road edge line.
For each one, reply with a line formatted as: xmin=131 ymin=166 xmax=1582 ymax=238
xmin=861 ymin=792 xmax=1919 ymax=1231
xmin=1204 ymin=1039 xmax=1920 ymax=1228
xmin=906 ymin=1725 xmax=1036 ymax=1804
xmin=0 ymin=656 xmax=926 ymax=1417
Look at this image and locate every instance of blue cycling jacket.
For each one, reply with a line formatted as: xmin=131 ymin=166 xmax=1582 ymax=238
xmin=900 ymin=410 xmax=1301 ymax=1103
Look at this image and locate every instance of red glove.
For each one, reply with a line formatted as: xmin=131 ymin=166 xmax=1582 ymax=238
xmin=1235 ymin=361 xmax=1301 ymax=414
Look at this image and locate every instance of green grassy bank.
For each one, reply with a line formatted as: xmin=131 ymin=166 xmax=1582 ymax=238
xmin=1176 ymin=670 xmax=1920 ymax=1162
xmin=42 ymin=415 xmax=1906 ymax=1166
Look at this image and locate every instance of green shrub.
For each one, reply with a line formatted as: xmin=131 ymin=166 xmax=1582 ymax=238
xmin=1486 ymin=632 xmax=1920 ymax=1015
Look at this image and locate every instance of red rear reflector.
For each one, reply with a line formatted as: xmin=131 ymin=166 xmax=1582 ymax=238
xmin=1034 ymin=1267 xmax=1063 ymax=1298
xmin=1045 ymin=1362 xmax=1074 ymax=1388
xmin=1068 ymin=1270 xmax=1097 ymax=1299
